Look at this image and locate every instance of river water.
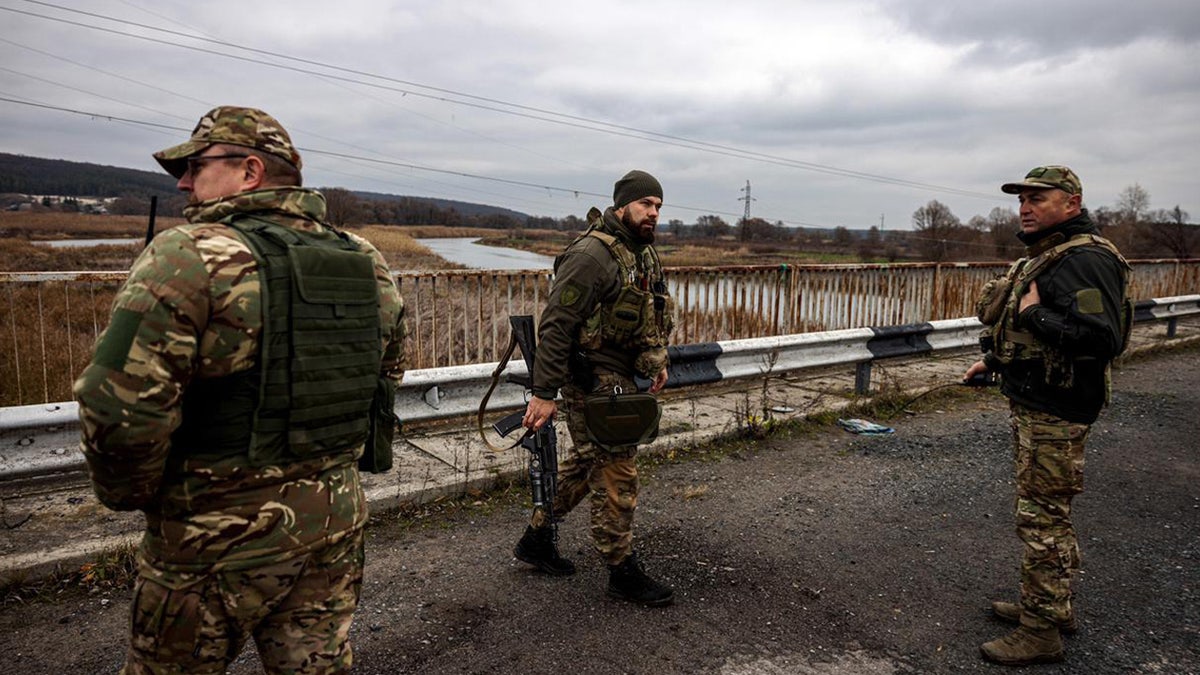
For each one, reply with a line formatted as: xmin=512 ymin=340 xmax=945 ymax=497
xmin=35 ymin=238 xmax=141 ymax=248
xmin=416 ymin=237 xmax=553 ymax=270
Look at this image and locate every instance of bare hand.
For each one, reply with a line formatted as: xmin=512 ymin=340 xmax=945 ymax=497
xmin=1019 ymin=279 xmax=1041 ymax=313
xmin=523 ymin=396 xmax=557 ymax=431
xmin=962 ymin=360 xmax=989 ymax=383
xmin=649 ymin=367 xmax=669 ymax=394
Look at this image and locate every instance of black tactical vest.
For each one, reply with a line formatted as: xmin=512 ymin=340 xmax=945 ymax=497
xmin=171 ymin=215 xmax=382 ymax=467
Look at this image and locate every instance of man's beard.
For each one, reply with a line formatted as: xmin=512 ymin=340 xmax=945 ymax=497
xmin=621 ymin=211 xmax=656 ymax=244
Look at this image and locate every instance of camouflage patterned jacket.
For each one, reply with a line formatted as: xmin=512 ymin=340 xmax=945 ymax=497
xmin=531 ymin=207 xmax=671 ymax=399
xmin=74 ymin=187 xmax=406 ymax=584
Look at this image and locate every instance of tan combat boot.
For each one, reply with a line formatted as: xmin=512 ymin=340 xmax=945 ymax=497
xmin=980 ymin=625 xmax=1064 ymax=666
xmin=991 ymin=600 xmax=1078 ymax=634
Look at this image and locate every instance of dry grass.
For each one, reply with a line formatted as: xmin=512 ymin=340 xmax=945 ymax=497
xmin=658 ymin=242 xmax=863 ymax=267
xmin=0 ymin=277 xmax=119 ymax=405
xmin=0 ymin=212 xmax=184 ymax=239
xmin=476 ymin=229 xmax=868 ymax=267
xmin=1 ymin=539 xmax=139 ymax=605
xmin=354 ymin=226 xmax=463 ymax=271
xmin=376 ymin=225 xmax=497 ymax=239
xmin=0 ymin=238 xmax=141 ymax=272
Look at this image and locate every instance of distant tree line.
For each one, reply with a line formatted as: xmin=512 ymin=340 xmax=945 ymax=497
xmin=908 ymin=183 xmax=1197 ymax=262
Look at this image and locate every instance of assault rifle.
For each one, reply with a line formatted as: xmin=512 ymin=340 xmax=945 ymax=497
xmin=486 ymin=315 xmax=561 ymax=536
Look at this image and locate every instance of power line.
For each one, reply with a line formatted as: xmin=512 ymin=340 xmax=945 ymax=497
xmin=0 ymin=96 xmax=830 ymax=224
xmin=6 ymin=0 xmax=1000 ymax=201
xmin=0 ymin=64 xmax=192 ymax=122
xmin=0 ymin=92 xmax=1018 ymax=243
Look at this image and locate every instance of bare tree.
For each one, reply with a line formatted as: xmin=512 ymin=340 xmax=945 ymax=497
xmin=911 ymin=200 xmax=960 ymax=261
xmin=696 ymin=214 xmax=730 ymax=238
xmin=740 ymin=217 xmax=785 ymax=242
xmin=856 ymin=225 xmax=883 ymax=261
xmin=986 ymin=207 xmax=1021 ymax=259
xmin=324 ymin=187 xmax=365 ymax=228
xmin=1115 ymin=183 xmax=1150 ymax=226
xmin=1146 ymin=205 xmax=1197 ymax=258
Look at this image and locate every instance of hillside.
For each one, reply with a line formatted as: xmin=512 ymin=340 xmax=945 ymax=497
xmin=351 ymin=190 xmax=528 ymax=221
xmin=0 ymin=152 xmax=530 ymax=222
xmin=0 ymin=152 xmax=177 ymax=199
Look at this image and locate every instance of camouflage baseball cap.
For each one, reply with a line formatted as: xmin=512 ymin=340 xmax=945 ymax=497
xmin=153 ymin=106 xmax=302 ymax=178
xmin=1001 ymin=165 xmax=1082 ymax=196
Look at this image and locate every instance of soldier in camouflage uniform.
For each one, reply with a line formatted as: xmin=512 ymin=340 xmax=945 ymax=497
xmin=964 ymin=166 xmax=1130 ymax=666
xmin=513 ymin=170 xmax=676 ymax=607
xmin=74 ymin=106 xmax=406 ymax=674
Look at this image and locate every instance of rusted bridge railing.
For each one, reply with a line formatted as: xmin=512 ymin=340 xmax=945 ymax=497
xmin=3 ymin=260 xmax=1198 ymax=406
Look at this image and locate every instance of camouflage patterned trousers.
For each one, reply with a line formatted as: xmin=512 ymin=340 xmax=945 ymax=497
xmin=1010 ymin=402 xmax=1089 ymax=629
xmin=531 ymin=371 xmax=640 ymax=565
xmin=122 ymin=529 xmax=364 ymax=675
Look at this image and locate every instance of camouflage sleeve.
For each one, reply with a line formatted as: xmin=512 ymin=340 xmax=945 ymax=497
xmin=531 ymin=241 xmax=616 ymax=399
xmin=73 ymin=229 xmax=210 ymax=511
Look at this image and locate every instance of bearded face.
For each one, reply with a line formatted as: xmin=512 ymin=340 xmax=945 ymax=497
xmin=617 ymin=197 xmax=661 ymax=244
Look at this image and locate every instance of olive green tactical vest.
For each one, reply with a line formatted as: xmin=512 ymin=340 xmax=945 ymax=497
xmin=574 ymin=221 xmax=674 ymax=352
xmin=171 ymin=216 xmax=382 ymax=467
xmin=989 ymin=233 xmax=1132 ymax=388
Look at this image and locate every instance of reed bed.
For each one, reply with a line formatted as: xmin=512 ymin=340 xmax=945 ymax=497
xmin=1 ymin=278 xmax=121 ymax=405
xmin=0 ymin=212 xmax=184 ymax=239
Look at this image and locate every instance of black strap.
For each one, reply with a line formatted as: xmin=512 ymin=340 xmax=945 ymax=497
xmin=476 ymin=332 xmax=531 ymax=453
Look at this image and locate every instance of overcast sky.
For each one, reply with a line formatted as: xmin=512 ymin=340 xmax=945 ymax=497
xmin=2 ymin=0 xmax=1198 ymax=229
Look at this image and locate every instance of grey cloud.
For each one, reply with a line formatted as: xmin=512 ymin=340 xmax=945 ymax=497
xmin=881 ymin=0 xmax=1200 ymax=63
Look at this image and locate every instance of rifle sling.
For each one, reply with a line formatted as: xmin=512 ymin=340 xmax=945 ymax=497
xmin=476 ymin=331 xmax=532 ymax=453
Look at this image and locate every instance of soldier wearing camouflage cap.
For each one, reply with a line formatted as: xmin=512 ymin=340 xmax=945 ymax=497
xmin=75 ymin=106 xmax=407 ymax=673
xmin=964 ymin=165 xmax=1131 ymax=666
xmin=512 ymin=169 xmax=677 ymax=607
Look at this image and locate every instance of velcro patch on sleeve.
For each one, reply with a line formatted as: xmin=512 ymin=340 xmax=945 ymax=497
xmin=1076 ymin=288 xmax=1104 ymax=315
xmin=92 ymin=307 xmax=144 ymax=370
xmin=559 ymin=281 xmax=585 ymax=307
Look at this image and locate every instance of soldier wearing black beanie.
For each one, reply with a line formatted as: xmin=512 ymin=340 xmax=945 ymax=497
xmin=511 ymin=168 xmax=676 ymax=608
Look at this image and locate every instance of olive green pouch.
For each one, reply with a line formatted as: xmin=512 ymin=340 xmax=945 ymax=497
xmin=583 ymin=390 xmax=662 ymax=451
xmin=975 ymin=276 xmax=1013 ymax=326
xmin=360 ymin=377 xmax=397 ymax=473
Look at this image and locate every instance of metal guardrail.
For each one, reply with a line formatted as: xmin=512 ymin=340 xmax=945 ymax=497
xmin=3 ymin=294 xmax=1196 ymax=485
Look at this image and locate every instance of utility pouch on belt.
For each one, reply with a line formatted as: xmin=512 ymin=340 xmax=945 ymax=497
xmin=583 ymin=388 xmax=662 ymax=451
xmin=360 ymin=376 xmax=397 ymax=473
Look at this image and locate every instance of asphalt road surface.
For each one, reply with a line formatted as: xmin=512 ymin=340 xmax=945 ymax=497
xmin=3 ymin=347 xmax=1197 ymax=674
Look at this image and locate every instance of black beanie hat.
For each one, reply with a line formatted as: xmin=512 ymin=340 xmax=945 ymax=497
xmin=613 ymin=170 xmax=663 ymax=208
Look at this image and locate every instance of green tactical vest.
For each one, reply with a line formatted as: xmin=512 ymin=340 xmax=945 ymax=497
xmin=987 ymin=232 xmax=1133 ymax=390
xmin=574 ymin=214 xmax=674 ymax=352
xmin=171 ymin=215 xmax=383 ymax=467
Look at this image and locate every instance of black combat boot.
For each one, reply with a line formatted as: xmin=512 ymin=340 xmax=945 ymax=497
xmin=607 ymin=552 xmax=674 ymax=607
xmin=513 ymin=525 xmax=575 ymax=576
